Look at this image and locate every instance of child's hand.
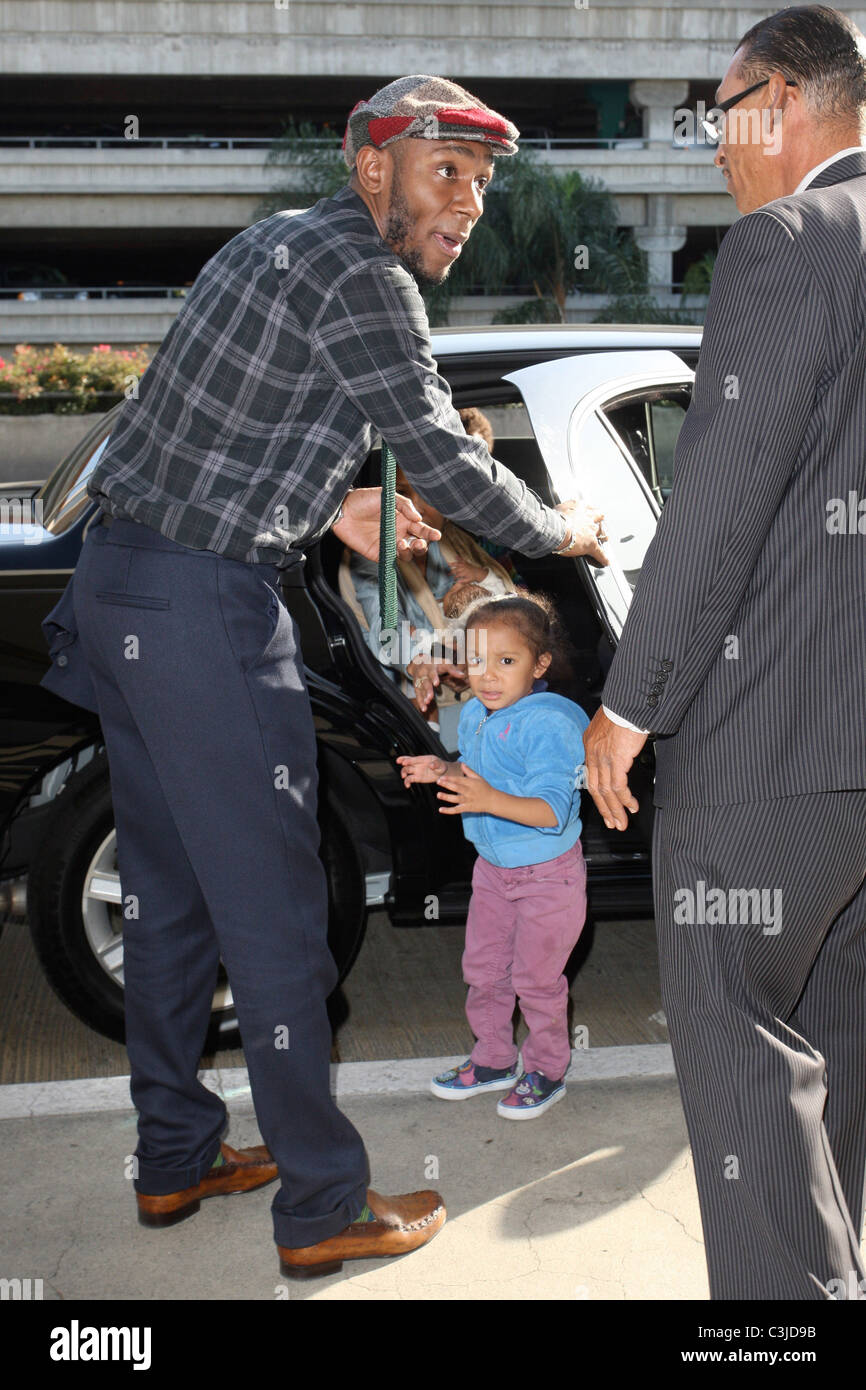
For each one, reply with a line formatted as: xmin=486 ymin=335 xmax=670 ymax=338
xmin=436 ymin=763 xmax=495 ymax=815
xmin=396 ymin=754 xmax=449 ymax=787
xmin=448 ymin=558 xmax=488 ymax=584
xmin=406 ymin=658 xmax=468 ymax=710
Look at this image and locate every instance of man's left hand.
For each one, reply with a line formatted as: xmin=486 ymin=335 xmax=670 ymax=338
xmin=583 ymin=708 xmax=647 ymax=831
xmin=331 ymin=487 xmax=441 ymax=561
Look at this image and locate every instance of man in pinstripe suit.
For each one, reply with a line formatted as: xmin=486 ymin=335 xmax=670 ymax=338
xmin=584 ymin=5 xmax=866 ymax=1299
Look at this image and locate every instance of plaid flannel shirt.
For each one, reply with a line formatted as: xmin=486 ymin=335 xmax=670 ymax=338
xmin=87 ymin=183 xmax=569 ymax=569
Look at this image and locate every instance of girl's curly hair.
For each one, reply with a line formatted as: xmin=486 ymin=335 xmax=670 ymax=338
xmin=459 ymin=588 xmax=577 ymax=693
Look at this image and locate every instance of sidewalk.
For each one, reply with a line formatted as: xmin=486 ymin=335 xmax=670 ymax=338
xmin=0 ymin=1048 xmax=709 ymax=1301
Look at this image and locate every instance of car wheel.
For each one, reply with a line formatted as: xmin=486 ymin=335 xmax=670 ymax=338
xmin=27 ymin=761 xmax=368 ymax=1049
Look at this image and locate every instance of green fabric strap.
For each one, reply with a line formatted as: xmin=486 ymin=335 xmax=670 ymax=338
xmin=379 ymin=442 xmax=399 ymax=633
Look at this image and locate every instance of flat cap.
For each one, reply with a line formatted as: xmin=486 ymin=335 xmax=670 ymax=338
xmin=342 ymin=74 xmax=519 ymax=170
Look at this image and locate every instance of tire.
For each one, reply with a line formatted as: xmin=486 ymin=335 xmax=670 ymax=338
xmin=27 ymin=758 xmax=368 ymax=1050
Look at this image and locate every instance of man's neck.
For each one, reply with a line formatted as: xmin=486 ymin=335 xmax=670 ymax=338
xmin=784 ymin=130 xmax=863 ymax=193
xmin=348 ymin=175 xmax=388 ymax=240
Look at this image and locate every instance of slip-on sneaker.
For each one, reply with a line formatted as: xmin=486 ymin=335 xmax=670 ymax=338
xmin=430 ymin=1058 xmax=519 ymax=1099
xmin=496 ymin=1071 xmax=566 ymax=1119
xmin=136 ymin=1142 xmax=278 ymax=1228
xmin=277 ymin=1187 xmax=446 ymax=1279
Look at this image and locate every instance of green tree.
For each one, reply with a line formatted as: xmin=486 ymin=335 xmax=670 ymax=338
xmin=679 ymin=250 xmax=716 ymax=306
xmin=252 ymin=121 xmax=347 ymax=221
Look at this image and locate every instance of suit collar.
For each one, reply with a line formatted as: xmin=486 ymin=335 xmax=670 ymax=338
xmin=806 ymin=148 xmax=866 ymax=190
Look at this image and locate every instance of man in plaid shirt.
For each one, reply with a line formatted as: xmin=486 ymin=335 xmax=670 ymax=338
xmin=46 ymin=75 xmax=605 ymax=1279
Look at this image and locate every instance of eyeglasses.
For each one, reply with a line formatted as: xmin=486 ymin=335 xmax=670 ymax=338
xmin=701 ymin=77 xmax=798 ymax=143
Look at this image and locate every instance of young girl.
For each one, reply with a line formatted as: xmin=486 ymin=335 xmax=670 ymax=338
xmin=397 ymin=592 xmax=589 ymax=1119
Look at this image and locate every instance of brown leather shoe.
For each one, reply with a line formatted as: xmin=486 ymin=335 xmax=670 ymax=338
xmin=136 ymin=1142 xmax=278 ymax=1228
xmin=277 ymin=1187 xmax=446 ymax=1279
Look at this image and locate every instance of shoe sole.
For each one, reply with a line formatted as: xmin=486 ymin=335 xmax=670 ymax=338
xmin=497 ymin=1086 xmax=566 ymax=1120
xmin=138 ymin=1200 xmax=203 ymax=1229
xmin=137 ymin=1177 xmax=276 ymax=1227
xmin=430 ymin=1075 xmax=518 ymax=1100
xmin=280 ymin=1257 xmax=344 ymax=1280
xmin=279 ymin=1207 xmax=446 ymax=1280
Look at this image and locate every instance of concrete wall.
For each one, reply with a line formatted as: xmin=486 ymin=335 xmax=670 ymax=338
xmin=0 ymin=144 xmax=734 ymax=232
xmin=6 ymin=1 xmax=864 ymax=79
xmin=1 ymin=291 xmax=707 ymax=347
xmin=0 ymin=414 xmax=106 ymax=484
xmin=7 ymin=0 xmax=841 ymax=305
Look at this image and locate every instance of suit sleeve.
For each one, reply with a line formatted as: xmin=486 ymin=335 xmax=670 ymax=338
xmin=601 ymin=209 xmax=827 ymax=735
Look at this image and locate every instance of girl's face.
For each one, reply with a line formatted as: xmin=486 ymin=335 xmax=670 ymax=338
xmin=465 ymin=620 xmax=552 ymax=712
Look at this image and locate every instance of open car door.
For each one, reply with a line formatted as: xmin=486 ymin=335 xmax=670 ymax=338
xmin=504 ymin=350 xmax=695 ymax=642
xmin=504 ymin=350 xmax=695 ymax=844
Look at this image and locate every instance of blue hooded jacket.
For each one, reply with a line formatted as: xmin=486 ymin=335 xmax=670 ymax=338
xmin=455 ymin=689 xmax=590 ymax=868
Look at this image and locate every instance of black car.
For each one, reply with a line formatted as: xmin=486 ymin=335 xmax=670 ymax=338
xmin=0 ymin=324 xmax=699 ymax=1047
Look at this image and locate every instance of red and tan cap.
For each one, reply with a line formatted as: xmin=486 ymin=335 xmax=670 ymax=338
xmin=342 ymin=74 xmax=519 ymax=170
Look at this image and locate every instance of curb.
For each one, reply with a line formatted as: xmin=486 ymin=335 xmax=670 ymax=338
xmin=0 ymin=1045 xmax=676 ymax=1120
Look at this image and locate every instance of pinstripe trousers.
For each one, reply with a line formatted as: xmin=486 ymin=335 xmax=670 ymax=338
xmin=653 ymin=791 xmax=866 ymax=1300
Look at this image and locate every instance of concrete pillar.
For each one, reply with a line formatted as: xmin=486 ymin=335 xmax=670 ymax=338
xmin=632 ymin=193 xmax=687 ymax=293
xmin=628 ymin=79 xmax=690 ymax=145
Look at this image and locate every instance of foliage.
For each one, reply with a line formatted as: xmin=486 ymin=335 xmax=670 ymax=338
xmin=253 ymin=121 xmax=348 ymax=220
xmin=424 ymin=151 xmax=703 ymax=327
xmin=0 ymin=343 xmax=152 ymax=415
xmin=592 ymin=292 xmax=703 ymax=326
xmin=680 ymin=250 xmax=716 ymax=299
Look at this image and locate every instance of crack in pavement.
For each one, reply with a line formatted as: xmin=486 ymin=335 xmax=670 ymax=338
xmin=639 ymin=1188 xmax=703 ymax=1246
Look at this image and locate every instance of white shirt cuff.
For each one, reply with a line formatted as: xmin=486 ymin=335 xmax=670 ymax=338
xmin=603 ymin=704 xmax=650 ymax=735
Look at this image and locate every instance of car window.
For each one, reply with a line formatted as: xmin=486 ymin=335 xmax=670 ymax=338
xmin=567 ymin=408 xmax=658 ymax=585
xmin=649 ymin=395 xmax=688 ymax=499
xmin=566 ymin=401 xmax=664 ymax=639
xmin=41 ymin=433 xmax=112 ymax=535
xmin=603 ymin=390 xmax=689 ymax=506
xmin=481 ymin=401 xmax=534 ymax=439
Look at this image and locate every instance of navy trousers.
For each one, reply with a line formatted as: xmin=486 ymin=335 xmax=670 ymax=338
xmin=67 ymin=516 xmax=368 ymax=1248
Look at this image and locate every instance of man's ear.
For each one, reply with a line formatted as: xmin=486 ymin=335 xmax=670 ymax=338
xmin=766 ymin=68 xmax=794 ymax=107
xmin=354 ymin=144 xmax=393 ymax=197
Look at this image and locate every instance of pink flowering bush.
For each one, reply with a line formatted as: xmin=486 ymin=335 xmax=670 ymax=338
xmin=0 ymin=342 xmax=152 ymax=414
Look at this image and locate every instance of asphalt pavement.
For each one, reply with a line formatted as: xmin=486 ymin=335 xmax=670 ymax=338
xmin=1 ymin=901 xmax=711 ymax=1304
xmin=2 ymin=1060 xmax=705 ymax=1302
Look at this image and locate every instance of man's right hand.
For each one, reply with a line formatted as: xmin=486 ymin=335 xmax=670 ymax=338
xmin=332 ymin=486 xmax=442 ymax=561
xmin=554 ymin=500 xmax=609 ymax=566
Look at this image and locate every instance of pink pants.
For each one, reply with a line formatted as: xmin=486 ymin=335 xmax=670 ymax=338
xmin=462 ymin=841 xmax=588 ymax=1081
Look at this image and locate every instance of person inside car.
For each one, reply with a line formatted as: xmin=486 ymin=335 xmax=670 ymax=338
xmin=341 ymin=440 xmax=516 ymax=743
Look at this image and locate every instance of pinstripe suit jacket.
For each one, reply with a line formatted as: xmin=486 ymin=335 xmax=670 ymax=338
xmin=601 ymin=150 xmax=866 ymax=808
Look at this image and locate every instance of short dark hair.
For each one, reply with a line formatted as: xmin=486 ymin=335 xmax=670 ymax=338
xmin=736 ymin=5 xmax=866 ymax=124
xmin=458 ymin=406 xmax=495 ymax=452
